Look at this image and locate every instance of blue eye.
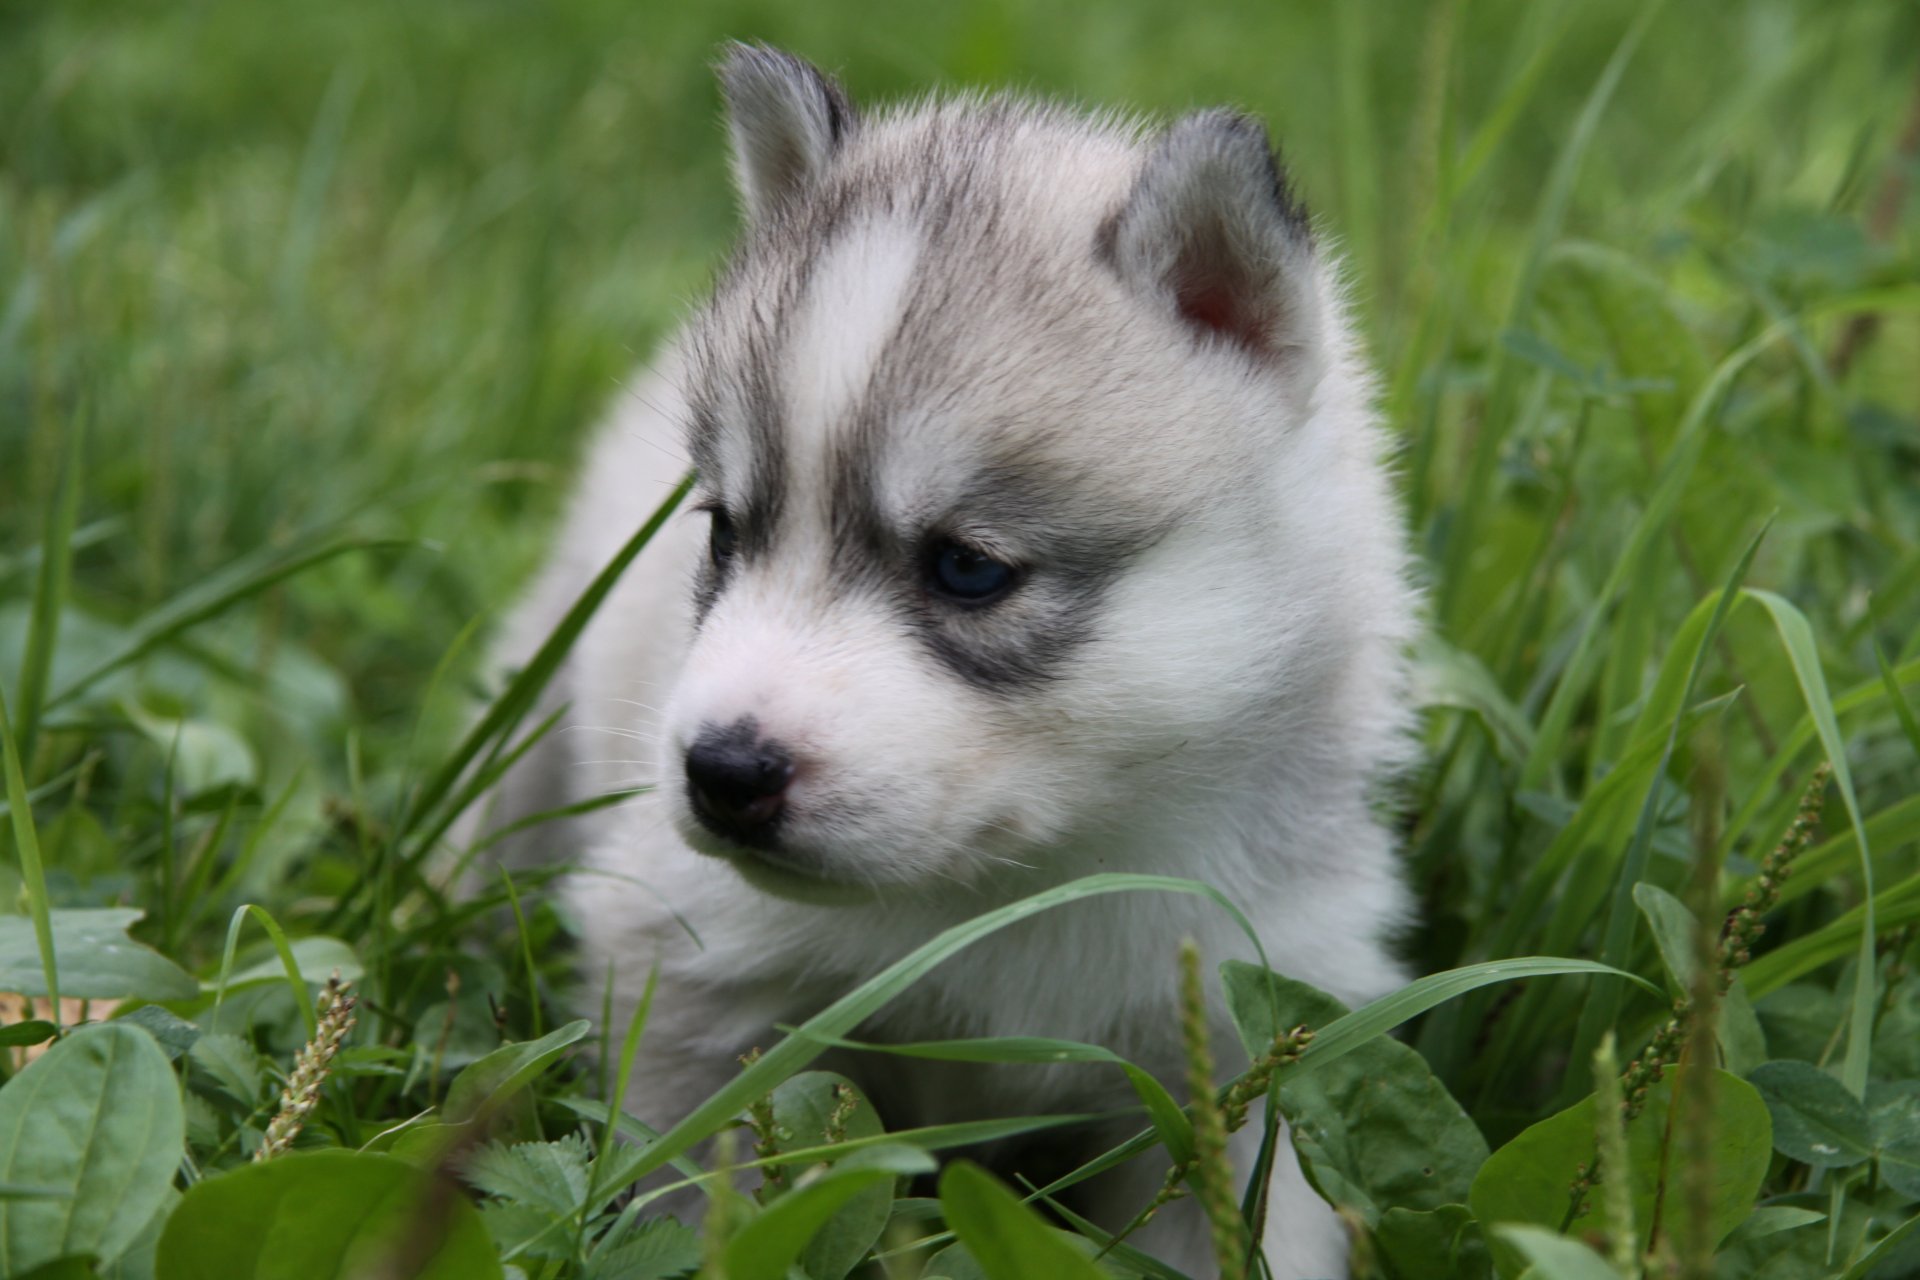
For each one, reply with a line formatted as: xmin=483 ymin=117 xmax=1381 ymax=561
xmin=929 ymin=539 xmax=1017 ymax=603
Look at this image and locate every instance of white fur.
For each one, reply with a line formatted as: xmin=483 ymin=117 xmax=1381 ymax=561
xmin=476 ymin=53 xmax=1419 ymax=1279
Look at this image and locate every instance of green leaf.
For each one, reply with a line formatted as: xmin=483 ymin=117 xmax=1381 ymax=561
xmin=1468 ymin=1069 xmax=1769 ymax=1276
xmin=0 ymin=1024 xmax=186 ymax=1274
xmin=765 ymin=1073 xmax=891 ymax=1280
xmin=625 ymin=873 xmax=1267 ymax=1187
xmin=775 ymin=1033 xmax=1194 ymax=1167
xmin=936 ymin=1162 xmax=1105 ymax=1280
xmin=154 ymin=1149 xmax=501 ymax=1279
xmin=46 ymin=535 xmax=405 ymax=712
xmin=1747 ymin=1060 xmax=1872 ymax=1169
xmin=1837 ymin=1211 xmax=1920 ymax=1280
xmin=1630 ymin=882 xmax=1699 ymax=997
xmin=1375 ymin=1204 xmax=1491 ymax=1280
xmin=582 ymin=1218 xmax=699 ymax=1279
xmin=1716 ymin=978 xmax=1769 ymax=1078
xmin=1745 ymin=588 xmax=1879 ymax=1098
xmin=13 ymin=411 xmax=80 ymax=767
xmin=0 ymin=1022 xmax=55 ymax=1049
xmin=0 ymin=685 xmax=59 ymax=1021
xmin=114 ymin=1007 xmax=201 ymax=1061
xmin=1492 ymin=1226 xmax=1623 ymax=1280
xmin=725 ymin=1145 xmax=933 ymax=1280
xmin=1716 ymin=1204 xmax=1825 ymax=1251
xmin=1412 ymin=634 xmax=1537 ymax=765
xmin=442 ymin=1018 xmax=590 ymax=1123
xmin=1262 ymin=958 xmax=1662 ymax=1088
xmin=0 ymin=910 xmax=199 ymax=1001
xmin=463 ymin=1133 xmax=591 ymax=1219
xmin=221 ymin=936 xmax=363 ymax=989
xmin=1867 ymin=1080 xmax=1920 ymax=1198
xmin=1221 ymin=965 xmax=1489 ymax=1224
xmin=186 ymin=1032 xmax=262 ymax=1106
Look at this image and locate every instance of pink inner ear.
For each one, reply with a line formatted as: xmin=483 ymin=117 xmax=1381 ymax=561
xmin=1173 ymin=269 xmax=1268 ymax=352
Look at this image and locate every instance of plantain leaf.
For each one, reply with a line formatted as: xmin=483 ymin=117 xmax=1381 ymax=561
xmin=0 ymin=1024 xmax=185 ymax=1274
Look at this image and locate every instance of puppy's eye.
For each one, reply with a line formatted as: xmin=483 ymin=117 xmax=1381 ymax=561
xmin=928 ymin=539 xmax=1017 ymax=604
xmin=707 ymin=509 xmax=738 ymax=568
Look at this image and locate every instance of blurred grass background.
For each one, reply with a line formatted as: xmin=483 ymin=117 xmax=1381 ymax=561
xmin=2 ymin=0 xmax=1918 ymax=1094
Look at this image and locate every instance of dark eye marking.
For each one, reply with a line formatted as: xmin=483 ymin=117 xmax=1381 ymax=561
xmin=925 ymin=538 xmax=1020 ymax=605
xmin=704 ymin=505 xmax=739 ymax=570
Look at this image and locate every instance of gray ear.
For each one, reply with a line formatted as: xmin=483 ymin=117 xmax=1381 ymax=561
xmin=1102 ymin=111 xmax=1317 ymax=360
xmin=717 ymin=44 xmax=857 ymax=222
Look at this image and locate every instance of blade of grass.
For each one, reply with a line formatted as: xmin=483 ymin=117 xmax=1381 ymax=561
xmin=1519 ymin=322 xmax=1793 ymax=793
xmin=0 ymin=686 xmax=59 ymax=1030
xmin=14 ymin=412 xmax=81 ymax=766
xmin=1560 ymin=521 xmax=1770 ymax=1099
xmin=210 ymin=903 xmax=320 ymax=1037
xmin=1746 ymin=589 xmax=1877 ymax=1098
xmin=1438 ymin=0 xmax=1665 ymax=626
xmin=329 ymin=473 xmax=692 ymax=931
xmin=621 ymin=873 xmax=1270 ymax=1185
xmin=45 ymin=534 xmax=406 ymax=710
xmin=498 ymin=868 xmax=542 ymax=1041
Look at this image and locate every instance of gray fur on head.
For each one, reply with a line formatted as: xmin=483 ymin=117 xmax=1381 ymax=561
xmin=1101 ymin=110 xmax=1318 ymax=362
xmin=717 ymin=43 xmax=857 ymax=222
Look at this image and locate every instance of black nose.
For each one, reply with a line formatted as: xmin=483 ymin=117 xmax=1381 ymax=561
xmin=684 ymin=721 xmax=795 ymax=843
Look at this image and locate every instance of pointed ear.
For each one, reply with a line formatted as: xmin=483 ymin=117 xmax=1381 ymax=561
xmin=716 ymin=44 xmax=857 ymax=222
xmin=1101 ymin=111 xmax=1318 ymax=362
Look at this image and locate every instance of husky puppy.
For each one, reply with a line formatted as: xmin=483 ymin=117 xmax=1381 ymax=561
xmin=482 ymin=45 xmax=1418 ymax=1277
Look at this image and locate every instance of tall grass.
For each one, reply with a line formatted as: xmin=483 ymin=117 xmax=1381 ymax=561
xmin=0 ymin=1 xmax=1917 ymax=1277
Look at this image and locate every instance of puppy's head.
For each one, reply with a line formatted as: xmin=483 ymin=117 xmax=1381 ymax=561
xmin=659 ymin=47 xmax=1387 ymax=899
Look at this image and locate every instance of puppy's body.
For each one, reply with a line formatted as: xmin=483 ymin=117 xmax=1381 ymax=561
xmin=484 ymin=50 xmax=1418 ymax=1277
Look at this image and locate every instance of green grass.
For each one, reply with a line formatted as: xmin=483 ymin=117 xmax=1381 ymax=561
xmin=2 ymin=0 xmax=1919 ymax=1276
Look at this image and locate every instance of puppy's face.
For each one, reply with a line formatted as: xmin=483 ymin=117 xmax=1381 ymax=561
xmin=656 ymin=52 xmax=1335 ymax=898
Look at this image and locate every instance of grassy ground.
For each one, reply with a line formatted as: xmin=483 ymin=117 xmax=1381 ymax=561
xmin=2 ymin=1 xmax=1919 ymax=1276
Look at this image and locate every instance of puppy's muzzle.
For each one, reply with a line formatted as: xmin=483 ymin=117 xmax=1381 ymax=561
xmin=684 ymin=718 xmax=794 ymax=845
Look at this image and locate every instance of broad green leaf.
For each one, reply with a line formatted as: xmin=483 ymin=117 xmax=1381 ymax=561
xmin=1867 ymin=1080 xmax=1920 ymax=1198
xmin=0 ymin=1024 xmax=185 ymax=1273
xmin=0 ymin=1022 xmax=55 ymax=1049
xmin=766 ymin=1073 xmax=891 ymax=1280
xmin=463 ymin=1133 xmax=590 ymax=1219
xmin=114 ymin=1007 xmax=201 ymax=1061
xmin=1748 ymin=1060 xmax=1872 ymax=1169
xmin=1630 ymin=882 xmax=1699 ymax=996
xmin=1468 ymin=1069 xmax=1769 ymax=1276
xmin=581 ymin=1218 xmax=699 ymax=1279
xmin=1222 ymin=965 xmax=1489 ymax=1223
xmin=1493 ymin=1226 xmax=1623 ymax=1280
xmin=154 ymin=1149 xmax=500 ymax=1279
xmin=936 ymin=1162 xmax=1105 ymax=1280
xmin=725 ymin=1145 xmax=933 ymax=1280
xmin=101 ymin=1187 xmax=176 ymax=1280
xmin=123 ymin=704 xmax=257 ymax=796
xmin=1374 ymin=1204 xmax=1492 ymax=1280
xmin=442 ymin=1018 xmax=590 ymax=1122
xmin=1716 ymin=978 xmax=1769 ymax=1078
